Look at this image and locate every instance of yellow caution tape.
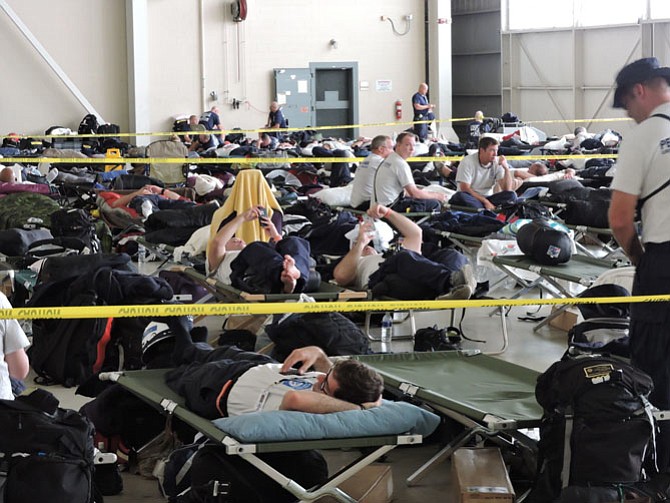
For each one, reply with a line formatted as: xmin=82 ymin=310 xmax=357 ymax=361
xmin=1 ymin=294 xmax=666 ymax=320
xmin=0 ymin=152 xmax=619 ymax=166
xmin=0 ymin=116 xmax=633 ymax=142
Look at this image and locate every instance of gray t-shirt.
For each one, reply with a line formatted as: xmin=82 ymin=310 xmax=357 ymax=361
xmin=455 ymin=152 xmax=504 ymax=196
xmin=226 ymin=363 xmax=321 ymax=416
xmin=0 ymin=293 xmax=30 ymax=400
xmin=372 ymin=151 xmax=413 ymax=206
xmin=611 ymin=102 xmax=670 ymax=244
xmin=350 ymin=152 xmax=384 ymax=208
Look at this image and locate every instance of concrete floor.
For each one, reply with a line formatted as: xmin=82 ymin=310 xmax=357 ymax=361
xmin=43 ymin=279 xmax=569 ymax=503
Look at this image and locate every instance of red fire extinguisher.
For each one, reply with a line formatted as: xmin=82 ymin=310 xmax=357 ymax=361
xmin=395 ymin=99 xmax=402 ymax=120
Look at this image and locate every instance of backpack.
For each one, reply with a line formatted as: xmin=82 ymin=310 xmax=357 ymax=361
xmin=29 ymin=265 xmax=174 ymax=386
xmin=265 ymin=312 xmax=370 ymax=361
xmin=0 ymin=389 xmax=97 ymax=503
xmin=177 ymin=444 xmax=328 ymax=503
xmin=0 ymin=192 xmax=61 ymax=230
xmin=527 ymin=354 xmax=656 ymax=502
xmin=78 ymin=114 xmax=100 ymax=135
xmin=97 ymin=123 xmax=121 ymax=144
xmin=50 ymin=208 xmax=102 ymax=254
xmin=173 ymin=118 xmax=190 ymax=132
xmin=413 ymin=325 xmax=462 ymax=352
xmin=516 ymin=218 xmax=573 ymax=265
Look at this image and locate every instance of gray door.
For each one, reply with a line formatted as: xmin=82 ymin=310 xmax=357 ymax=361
xmin=311 ymin=63 xmax=358 ymax=139
xmin=273 ymin=67 xmax=313 ymax=129
xmin=451 ymin=1 xmax=502 ymax=141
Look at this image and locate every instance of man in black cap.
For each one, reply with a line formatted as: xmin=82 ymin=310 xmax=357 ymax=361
xmin=608 ymin=57 xmax=670 ymax=476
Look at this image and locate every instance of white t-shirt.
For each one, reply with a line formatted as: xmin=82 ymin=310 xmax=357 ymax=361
xmin=210 ymin=250 xmax=240 ymax=284
xmin=372 ymin=151 xmax=414 ymax=206
xmin=0 ymin=293 xmax=30 ymax=400
xmin=350 ymin=153 xmax=384 ymax=208
xmin=226 ymin=363 xmax=321 ymax=416
xmin=455 ymin=151 xmax=505 ymax=196
xmin=611 ymin=102 xmax=670 ymax=244
xmin=353 ymin=254 xmax=385 ymax=290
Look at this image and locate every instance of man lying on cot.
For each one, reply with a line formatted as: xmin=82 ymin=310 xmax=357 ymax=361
xmin=106 ymin=184 xmax=195 ymax=219
xmin=207 ymin=205 xmax=312 ymax=294
xmin=333 ymin=203 xmax=476 ymax=300
xmin=496 ymin=161 xmax=577 ymax=193
xmin=163 ymin=316 xmax=384 ymax=419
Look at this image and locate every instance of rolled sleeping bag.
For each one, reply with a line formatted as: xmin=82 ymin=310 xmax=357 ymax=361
xmin=516 ymin=218 xmax=573 ymax=265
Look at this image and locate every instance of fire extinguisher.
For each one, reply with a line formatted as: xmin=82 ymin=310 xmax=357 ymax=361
xmin=395 ymin=99 xmax=402 ymax=120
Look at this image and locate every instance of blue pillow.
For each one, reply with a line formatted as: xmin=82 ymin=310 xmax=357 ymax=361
xmin=212 ymin=400 xmax=440 ymax=443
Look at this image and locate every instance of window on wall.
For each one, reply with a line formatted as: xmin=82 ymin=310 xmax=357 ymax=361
xmin=650 ymin=0 xmax=670 ymax=19
xmin=507 ymin=0 xmax=573 ymax=30
xmin=575 ymin=0 xmax=644 ymax=27
xmin=506 ymin=0 xmax=659 ymax=30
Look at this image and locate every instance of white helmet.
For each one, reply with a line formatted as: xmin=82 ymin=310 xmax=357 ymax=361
xmin=141 ymin=321 xmax=173 ymax=355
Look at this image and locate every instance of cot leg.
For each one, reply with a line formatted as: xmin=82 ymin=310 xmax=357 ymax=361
xmin=406 ymin=426 xmax=486 ymax=487
xmin=532 ymin=303 xmax=568 ymax=332
xmin=484 ymin=306 xmax=509 ymax=355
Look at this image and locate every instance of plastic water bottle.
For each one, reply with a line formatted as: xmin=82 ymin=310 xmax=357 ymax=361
xmin=363 ymin=215 xmax=381 ymax=251
xmin=381 ymin=312 xmax=393 ymax=346
xmin=137 ymin=243 xmax=147 ymax=273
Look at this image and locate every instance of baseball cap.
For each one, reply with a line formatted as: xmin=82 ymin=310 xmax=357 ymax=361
xmin=613 ymin=57 xmax=670 ymax=108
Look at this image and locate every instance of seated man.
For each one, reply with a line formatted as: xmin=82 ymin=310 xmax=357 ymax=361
xmin=256 ymin=132 xmax=279 ymax=150
xmin=349 ymin=135 xmax=393 ymax=210
xmin=333 ymin=204 xmax=475 ymax=300
xmin=449 ymin=136 xmax=517 ymax=210
xmin=265 ymin=101 xmax=288 ymax=138
xmin=207 ymin=205 xmax=311 ymax=294
xmin=188 ymin=124 xmax=218 ymax=155
xmin=373 ymin=132 xmax=446 ymax=212
xmin=199 ymin=106 xmax=223 ymax=145
xmin=164 ymin=316 xmax=384 ymax=418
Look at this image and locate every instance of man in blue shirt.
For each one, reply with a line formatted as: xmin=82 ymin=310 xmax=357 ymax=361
xmin=266 ymin=101 xmax=287 ymax=138
xmin=412 ymin=83 xmax=435 ymax=142
xmin=199 ymin=106 xmax=223 ymax=145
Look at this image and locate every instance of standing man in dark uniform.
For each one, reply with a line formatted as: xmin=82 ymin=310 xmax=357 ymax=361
xmin=265 ymin=101 xmax=287 ymax=138
xmin=412 ymin=83 xmax=435 ymax=142
xmin=608 ymin=57 xmax=670 ymax=477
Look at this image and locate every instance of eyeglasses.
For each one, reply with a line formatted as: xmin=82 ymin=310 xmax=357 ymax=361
xmin=319 ymin=367 xmax=334 ymax=395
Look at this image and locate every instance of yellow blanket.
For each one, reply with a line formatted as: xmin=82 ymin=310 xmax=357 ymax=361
xmin=208 ymin=169 xmax=283 ymax=245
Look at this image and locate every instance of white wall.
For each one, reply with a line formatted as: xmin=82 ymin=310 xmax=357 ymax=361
xmin=1 ymin=0 xmax=427 ymax=140
xmin=0 ymin=1 xmax=128 ymax=134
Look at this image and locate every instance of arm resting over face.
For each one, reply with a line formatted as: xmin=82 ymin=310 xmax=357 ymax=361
xmin=280 ymin=390 xmax=361 ymax=413
xmin=609 ymin=190 xmax=643 ymax=266
xmin=281 ymin=346 xmax=333 ymax=374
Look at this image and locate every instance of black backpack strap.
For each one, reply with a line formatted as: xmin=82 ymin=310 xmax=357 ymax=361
xmin=638 ymin=114 xmax=670 ymax=210
xmin=0 ymin=457 xmax=8 ymax=503
xmin=561 ymin=405 xmax=574 ymax=489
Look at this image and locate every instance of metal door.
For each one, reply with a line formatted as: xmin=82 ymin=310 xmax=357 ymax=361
xmin=273 ymin=68 xmax=313 ymax=129
xmin=312 ymin=65 xmax=357 ymax=139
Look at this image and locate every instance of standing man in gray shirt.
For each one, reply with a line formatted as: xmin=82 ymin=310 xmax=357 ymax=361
xmin=608 ymin=57 xmax=670 ymax=476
